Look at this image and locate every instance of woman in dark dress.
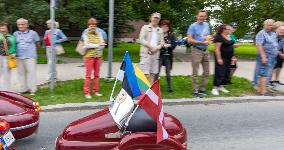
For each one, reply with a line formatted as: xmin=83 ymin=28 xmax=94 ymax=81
xmin=159 ymin=20 xmax=176 ymax=92
xmin=211 ymin=24 xmax=235 ymax=95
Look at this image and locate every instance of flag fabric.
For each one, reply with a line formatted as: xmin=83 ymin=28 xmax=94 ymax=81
xmin=116 ymin=52 xmax=141 ymax=98
xmin=134 ymin=64 xmax=151 ymax=93
xmin=138 ymin=80 xmax=169 ymax=143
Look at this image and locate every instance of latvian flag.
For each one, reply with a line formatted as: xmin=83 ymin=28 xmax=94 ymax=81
xmin=138 ymin=80 xmax=169 ymax=143
xmin=116 ymin=51 xmax=141 ymax=98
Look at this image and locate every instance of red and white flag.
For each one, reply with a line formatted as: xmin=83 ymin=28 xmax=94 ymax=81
xmin=138 ymin=80 xmax=169 ymax=143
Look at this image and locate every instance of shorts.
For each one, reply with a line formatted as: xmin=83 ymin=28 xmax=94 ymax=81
xmin=139 ymin=54 xmax=159 ymax=74
xmin=274 ymin=55 xmax=283 ymax=69
xmin=230 ymin=64 xmax=237 ymax=69
xmin=256 ymin=54 xmax=276 ymax=77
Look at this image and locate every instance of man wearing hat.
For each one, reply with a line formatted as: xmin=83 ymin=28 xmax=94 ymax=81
xmin=139 ymin=12 xmax=164 ymax=84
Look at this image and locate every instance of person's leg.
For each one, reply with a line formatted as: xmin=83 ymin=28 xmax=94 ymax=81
xmin=149 ymin=73 xmax=156 ymax=84
xmin=165 ymin=56 xmax=173 ymax=92
xmin=275 ymin=68 xmax=282 ymax=81
xmin=212 ymin=58 xmax=225 ymax=95
xmin=200 ymin=51 xmax=210 ymax=92
xmin=223 ymin=59 xmax=231 ymax=85
xmin=17 ymin=58 xmax=28 ymax=93
xmin=0 ymin=56 xmax=10 ymax=90
xmin=93 ymin=57 xmax=102 ymax=94
xmin=149 ymin=55 xmax=159 ymax=84
xmin=84 ymin=58 xmax=94 ymax=96
xmin=259 ymin=77 xmax=267 ymax=94
xmin=253 ymin=55 xmax=261 ymax=86
xmin=26 ymin=58 xmax=37 ymax=94
xmin=191 ymin=48 xmax=202 ymax=93
xmin=140 ymin=55 xmax=150 ymax=83
xmin=46 ymin=46 xmax=53 ymax=81
xmin=266 ymin=55 xmax=277 ymax=86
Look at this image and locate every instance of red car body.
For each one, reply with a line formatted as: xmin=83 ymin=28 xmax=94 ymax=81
xmin=56 ymin=107 xmax=187 ymax=150
xmin=0 ymin=91 xmax=40 ymax=139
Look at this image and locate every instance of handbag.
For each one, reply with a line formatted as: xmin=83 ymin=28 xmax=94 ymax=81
xmin=55 ymin=45 xmax=65 ymax=55
xmin=75 ymin=40 xmax=86 ymax=55
xmin=7 ymin=55 xmax=17 ymax=69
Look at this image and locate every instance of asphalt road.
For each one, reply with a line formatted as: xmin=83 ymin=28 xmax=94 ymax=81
xmin=13 ymin=101 xmax=284 ymax=150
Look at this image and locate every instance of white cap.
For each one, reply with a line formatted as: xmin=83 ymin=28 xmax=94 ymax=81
xmin=151 ymin=12 xmax=161 ymax=19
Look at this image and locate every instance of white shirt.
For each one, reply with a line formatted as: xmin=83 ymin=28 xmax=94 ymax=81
xmin=150 ymin=27 xmax=158 ymax=48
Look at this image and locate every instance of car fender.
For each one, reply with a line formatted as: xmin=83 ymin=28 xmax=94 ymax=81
xmin=116 ymin=132 xmax=184 ymax=150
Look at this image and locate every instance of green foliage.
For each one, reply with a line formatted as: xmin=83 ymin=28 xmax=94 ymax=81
xmin=124 ymin=0 xmax=207 ymax=36
xmin=207 ymin=0 xmax=284 ymax=37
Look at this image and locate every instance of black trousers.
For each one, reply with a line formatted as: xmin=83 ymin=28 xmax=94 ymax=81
xmin=214 ymin=58 xmax=231 ymax=86
xmin=159 ymin=55 xmax=173 ymax=90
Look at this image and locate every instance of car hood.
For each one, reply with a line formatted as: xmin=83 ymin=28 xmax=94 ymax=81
xmin=0 ymin=97 xmax=28 ymax=116
xmin=62 ymin=108 xmax=120 ymax=142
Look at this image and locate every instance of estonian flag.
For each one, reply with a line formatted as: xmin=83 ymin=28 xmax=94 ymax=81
xmin=110 ymin=52 xmax=141 ymax=126
xmin=117 ymin=52 xmax=141 ymax=98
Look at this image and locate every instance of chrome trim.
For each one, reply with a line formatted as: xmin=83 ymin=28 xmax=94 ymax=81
xmin=10 ymin=120 xmax=39 ymax=132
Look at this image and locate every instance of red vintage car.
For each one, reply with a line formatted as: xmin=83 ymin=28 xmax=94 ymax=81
xmin=56 ymin=96 xmax=187 ymax=150
xmin=0 ymin=119 xmax=15 ymax=150
xmin=0 ymin=91 xmax=40 ymax=139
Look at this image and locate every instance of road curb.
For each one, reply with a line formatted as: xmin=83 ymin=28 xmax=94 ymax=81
xmin=41 ymin=96 xmax=284 ymax=112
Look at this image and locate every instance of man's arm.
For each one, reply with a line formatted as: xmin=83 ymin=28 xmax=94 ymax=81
xmin=255 ymin=32 xmax=267 ymax=64
xmin=187 ymin=34 xmax=208 ymax=46
xmin=34 ymin=31 xmax=41 ymax=48
xmin=257 ymin=44 xmax=267 ymax=64
xmin=139 ymin=26 xmax=152 ymax=48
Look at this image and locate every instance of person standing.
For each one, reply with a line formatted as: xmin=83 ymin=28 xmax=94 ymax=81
xmin=228 ymin=23 xmax=239 ymax=81
xmin=254 ymin=19 xmax=279 ymax=96
xmin=271 ymin=22 xmax=284 ymax=85
xmin=44 ymin=19 xmax=68 ymax=82
xmin=187 ymin=10 xmax=211 ymax=97
xmin=0 ymin=22 xmax=16 ymax=91
xmin=14 ymin=18 xmax=41 ymax=95
xmin=82 ymin=18 xmax=105 ymax=99
xmin=159 ymin=20 xmax=176 ymax=92
xmin=139 ymin=12 xmax=164 ymax=84
xmin=211 ymin=24 xmax=235 ymax=95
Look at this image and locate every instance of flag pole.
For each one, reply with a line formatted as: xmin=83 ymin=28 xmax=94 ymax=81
xmin=109 ymin=72 xmax=119 ymax=102
xmin=49 ymin=0 xmax=56 ymax=96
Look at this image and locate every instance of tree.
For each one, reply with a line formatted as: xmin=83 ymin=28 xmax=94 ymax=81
xmin=207 ymin=0 xmax=284 ymax=37
xmin=122 ymin=0 xmax=207 ymax=36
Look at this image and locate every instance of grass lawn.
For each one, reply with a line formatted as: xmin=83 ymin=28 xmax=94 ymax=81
xmin=209 ymin=43 xmax=257 ymax=58
xmin=37 ymin=42 xmax=140 ymax=64
xmin=27 ymin=75 xmax=256 ymax=106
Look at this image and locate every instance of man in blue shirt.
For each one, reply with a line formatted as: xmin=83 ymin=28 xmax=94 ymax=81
xmin=14 ymin=18 xmax=41 ymax=95
xmin=254 ymin=19 xmax=279 ymax=96
xmin=187 ymin=10 xmax=211 ymax=97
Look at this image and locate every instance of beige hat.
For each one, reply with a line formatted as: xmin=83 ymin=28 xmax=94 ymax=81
xmin=277 ymin=25 xmax=284 ymax=36
xmin=151 ymin=12 xmax=161 ymax=19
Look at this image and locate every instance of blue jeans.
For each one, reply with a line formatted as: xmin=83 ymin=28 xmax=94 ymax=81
xmin=253 ymin=54 xmax=277 ymax=86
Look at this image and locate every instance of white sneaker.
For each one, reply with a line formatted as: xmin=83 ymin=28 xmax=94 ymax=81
xmin=85 ymin=94 xmax=92 ymax=99
xmin=219 ymin=87 xmax=230 ymax=93
xmin=211 ymin=88 xmax=219 ymax=95
xmin=94 ymin=92 xmax=103 ymax=97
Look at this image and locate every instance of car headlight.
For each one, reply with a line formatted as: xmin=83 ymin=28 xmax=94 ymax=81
xmin=33 ymin=101 xmax=41 ymax=112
